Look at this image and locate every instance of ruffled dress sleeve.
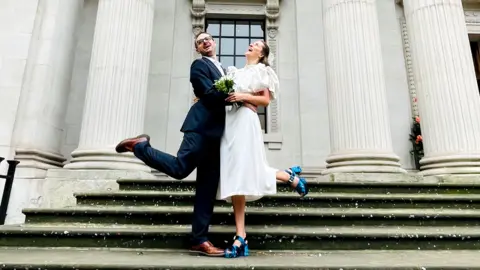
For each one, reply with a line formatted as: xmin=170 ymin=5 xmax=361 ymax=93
xmin=254 ymin=64 xmax=279 ymax=100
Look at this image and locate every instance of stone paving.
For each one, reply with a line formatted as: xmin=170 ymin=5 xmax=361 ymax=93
xmin=0 ymin=248 xmax=480 ymax=269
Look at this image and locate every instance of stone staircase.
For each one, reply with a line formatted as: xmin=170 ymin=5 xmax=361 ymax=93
xmin=1 ymin=174 xmax=480 ymax=269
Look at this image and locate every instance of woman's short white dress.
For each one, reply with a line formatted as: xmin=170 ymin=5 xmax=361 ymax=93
xmin=216 ymin=63 xmax=280 ymax=202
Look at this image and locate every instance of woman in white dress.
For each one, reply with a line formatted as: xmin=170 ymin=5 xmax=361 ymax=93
xmin=217 ymin=40 xmax=308 ymax=258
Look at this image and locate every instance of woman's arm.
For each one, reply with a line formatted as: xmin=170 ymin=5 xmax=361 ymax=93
xmin=225 ymin=89 xmax=271 ymax=107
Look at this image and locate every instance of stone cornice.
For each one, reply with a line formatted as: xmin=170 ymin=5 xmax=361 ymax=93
xmin=465 ymin=10 xmax=480 ymax=23
xmin=397 ymin=0 xmax=480 ymax=5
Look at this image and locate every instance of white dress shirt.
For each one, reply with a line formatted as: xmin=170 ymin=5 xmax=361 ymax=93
xmin=204 ymin=56 xmax=225 ymax=76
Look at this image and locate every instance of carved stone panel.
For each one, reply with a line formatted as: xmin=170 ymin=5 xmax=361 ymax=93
xmin=265 ymin=0 xmax=280 ymax=134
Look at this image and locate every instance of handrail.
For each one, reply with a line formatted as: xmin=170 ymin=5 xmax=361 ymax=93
xmin=0 ymin=158 xmax=20 ymax=225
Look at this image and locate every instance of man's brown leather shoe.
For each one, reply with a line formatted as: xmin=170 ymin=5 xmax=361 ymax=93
xmin=190 ymin=241 xmax=224 ymax=257
xmin=115 ymin=134 xmax=150 ymax=153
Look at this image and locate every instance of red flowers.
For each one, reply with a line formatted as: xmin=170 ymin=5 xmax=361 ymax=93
xmin=415 ymin=135 xmax=422 ymax=144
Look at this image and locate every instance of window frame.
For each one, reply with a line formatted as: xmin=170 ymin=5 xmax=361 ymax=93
xmin=190 ymin=0 xmax=283 ymax=149
xmin=206 ymin=18 xmax=268 ymax=132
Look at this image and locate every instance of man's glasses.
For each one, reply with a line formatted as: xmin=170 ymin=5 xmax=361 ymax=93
xmin=196 ymin=36 xmax=213 ymax=45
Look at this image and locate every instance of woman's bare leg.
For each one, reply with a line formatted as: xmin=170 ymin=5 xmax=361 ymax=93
xmin=276 ymin=169 xmax=308 ymax=197
xmin=276 ymin=170 xmax=300 ymax=187
xmin=231 ymin=195 xmax=247 ymax=246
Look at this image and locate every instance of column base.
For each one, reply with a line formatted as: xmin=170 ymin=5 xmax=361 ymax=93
xmin=40 ymin=168 xmax=157 ymax=208
xmin=15 ymin=148 xmax=66 ymax=171
xmin=3 ymin=149 xmax=67 ymax=224
xmin=64 ymin=148 xmax=151 ymax=172
xmin=419 ymin=154 xmax=480 ymax=176
xmin=323 ymin=152 xmax=407 ymax=174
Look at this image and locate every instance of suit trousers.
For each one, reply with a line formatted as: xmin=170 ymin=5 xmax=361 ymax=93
xmin=133 ymin=132 xmax=221 ymax=245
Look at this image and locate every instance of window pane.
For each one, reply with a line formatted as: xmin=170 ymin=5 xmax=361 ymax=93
xmin=251 ymin=21 xmax=264 ymax=37
xmin=221 ymin=56 xmax=234 ymax=68
xmin=250 ymin=38 xmax=262 ymax=45
xmin=221 ymin=21 xmax=234 ymax=36
xmin=235 ymin=21 xmax=249 ymax=37
xmin=220 ymin=38 xmax=234 ymax=55
xmin=235 ymin=38 xmax=250 ymax=55
xmin=207 ymin=21 xmax=220 ymax=36
xmin=235 ymin=56 xmax=246 ymax=68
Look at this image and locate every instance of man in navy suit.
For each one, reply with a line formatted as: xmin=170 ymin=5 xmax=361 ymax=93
xmin=115 ymin=32 xmax=234 ymax=256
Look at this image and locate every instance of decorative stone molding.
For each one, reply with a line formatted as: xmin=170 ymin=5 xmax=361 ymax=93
xmin=266 ymin=0 xmax=280 ymax=26
xmin=399 ymin=18 xmax=418 ymax=117
xmin=465 ymin=10 xmax=480 ymax=23
xmin=191 ymin=0 xmax=206 ymax=36
xmin=206 ymin=3 xmax=265 ymax=15
xmin=189 ymin=0 xmax=282 ymax=149
xmin=265 ymin=0 xmax=280 ymax=136
xmin=464 ymin=10 xmax=480 ymax=33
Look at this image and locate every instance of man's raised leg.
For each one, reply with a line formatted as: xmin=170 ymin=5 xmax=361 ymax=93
xmin=115 ymin=133 xmax=204 ymax=180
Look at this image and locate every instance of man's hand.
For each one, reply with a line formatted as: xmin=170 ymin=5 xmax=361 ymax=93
xmin=193 ymin=97 xmax=199 ymax=103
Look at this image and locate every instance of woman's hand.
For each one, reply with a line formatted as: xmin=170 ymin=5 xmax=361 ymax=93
xmin=226 ymin=92 xmax=250 ymax=103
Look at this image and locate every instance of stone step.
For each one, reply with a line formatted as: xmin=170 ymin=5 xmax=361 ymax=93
xmin=1 ymin=248 xmax=480 ymax=270
xmin=22 ymin=206 xmax=480 ymax=227
xmin=1 ymin=224 xmax=480 ymax=250
xmin=117 ymin=178 xmax=480 ymax=194
xmin=75 ymin=190 xmax=480 ymax=209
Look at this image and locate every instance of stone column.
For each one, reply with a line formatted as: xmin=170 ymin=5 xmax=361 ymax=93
xmin=322 ymin=0 xmax=405 ymax=174
xmin=6 ymin=0 xmax=82 ymax=225
xmin=65 ymin=0 xmax=154 ymax=171
xmin=403 ymin=0 xmax=480 ymax=175
xmin=12 ymin=0 xmax=83 ymax=176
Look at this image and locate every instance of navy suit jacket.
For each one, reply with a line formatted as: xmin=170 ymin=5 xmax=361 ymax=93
xmin=181 ymin=57 xmax=229 ymax=138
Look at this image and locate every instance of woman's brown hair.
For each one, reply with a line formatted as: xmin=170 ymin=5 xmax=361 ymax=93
xmin=258 ymin=40 xmax=270 ymax=67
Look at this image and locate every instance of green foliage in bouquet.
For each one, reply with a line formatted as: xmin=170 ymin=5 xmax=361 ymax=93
xmin=214 ymin=76 xmax=235 ymax=94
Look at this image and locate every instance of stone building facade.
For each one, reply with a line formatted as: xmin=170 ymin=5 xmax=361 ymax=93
xmin=1 ymin=0 xmax=480 ymax=224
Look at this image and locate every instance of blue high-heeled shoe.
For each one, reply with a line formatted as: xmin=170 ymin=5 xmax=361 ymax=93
xmin=285 ymin=166 xmax=302 ymax=176
xmin=286 ymin=167 xmax=308 ymax=197
xmin=224 ymin=235 xmax=249 ymax=258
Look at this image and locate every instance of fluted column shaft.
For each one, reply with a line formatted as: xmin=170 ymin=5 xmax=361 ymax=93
xmin=322 ymin=0 xmax=405 ymax=174
xmin=65 ymin=0 xmax=154 ymax=170
xmin=404 ymin=0 xmax=480 ymax=175
xmin=12 ymin=0 xmax=83 ymax=173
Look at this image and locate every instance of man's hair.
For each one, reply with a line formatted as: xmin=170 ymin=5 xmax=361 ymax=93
xmin=194 ymin=32 xmax=212 ymax=48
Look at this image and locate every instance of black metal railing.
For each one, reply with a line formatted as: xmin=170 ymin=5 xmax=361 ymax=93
xmin=0 ymin=157 xmax=19 ymax=225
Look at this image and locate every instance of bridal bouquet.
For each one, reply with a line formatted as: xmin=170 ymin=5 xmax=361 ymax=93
xmin=214 ymin=74 xmax=235 ymax=94
xmin=214 ymin=73 xmax=243 ymax=108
